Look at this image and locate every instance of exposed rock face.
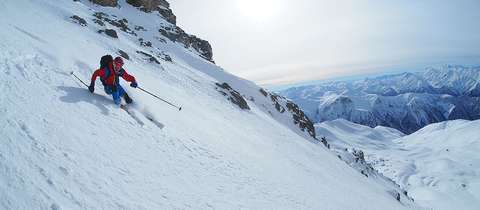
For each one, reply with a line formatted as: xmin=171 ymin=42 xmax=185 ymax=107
xmin=285 ymin=100 xmax=316 ymax=138
xmin=127 ymin=0 xmax=213 ymax=62
xmin=259 ymin=89 xmax=316 ymax=139
xmin=70 ymin=15 xmax=87 ymax=27
xmin=216 ymin=83 xmax=250 ymax=110
xmin=89 ymin=0 xmax=117 ymax=7
xmin=90 ymin=0 xmax=214 ymax=63
xmin=136 ymin=51 xmax=161 ymax=64
xmin=159 ymin=27 xmax=213 ymax=62
xmin=93 ymin=12 xmax=136 ymax=36
xmin=118 ymin=50 xmax=130 ymax=60
xmin=98 ymin=29 xmax=118 ymax=38
xmin=126 ymin=0 xmax=176 ymax=24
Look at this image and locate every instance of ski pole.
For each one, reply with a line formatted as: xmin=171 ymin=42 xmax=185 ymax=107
xmin=70 ymin=71 xmax=89 ymax=87
xmin=138 ymin=87 xmax=182 ymax=111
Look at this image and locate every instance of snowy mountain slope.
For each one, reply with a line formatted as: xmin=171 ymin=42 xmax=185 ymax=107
xmin=316 ymin=119 xmax=480 ymax=210
xmin=0 ymin=0 xmax=417 ymax=209
xmin=279 ymin=65 xmax=480 ymax=134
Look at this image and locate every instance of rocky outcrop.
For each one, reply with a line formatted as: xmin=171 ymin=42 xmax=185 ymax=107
xmin=89 ymin=0 xmax=214 ymax=62
xmin=98 ymin=29 xmax=118 ymax=38
xmin=126 ymin=0 xmax=176 ymax=24
xmin=70 ymin=15 xmax=87 ymax=27
xmin=127 ymin=0 xmax=213 ymax=62
xmin=216 ymin=83 xmax=250 ymax=110
xmin=259 ymin=89 xmax=316 ymax=139
xmin=136 ymin=51 xmax=161 ymax=64
xmin=89 ymin=0 xmax=117 ymax=7
xmin=159 ymin=26 xmax=213 ymax=62
xmin=118 ymin=50 xmax=130 ymax=60
xmin=285 ymin=100 xmax=316 ymax=138
xmin=93 ymin=12 xmax=136 ymax=36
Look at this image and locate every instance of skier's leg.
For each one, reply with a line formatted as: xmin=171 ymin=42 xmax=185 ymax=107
xmin=118 ymin=85 xmax=133 ymax=104
xmin=123 ymin=93 xmax=133 ymax=104
xmin=112 ymin=88 xmax=121 ymax=105
xmin=118 ymin=85 xmax=126 ymax=97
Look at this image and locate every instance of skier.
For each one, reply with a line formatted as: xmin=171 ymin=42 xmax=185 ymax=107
xmin=89 ymin=55 xmax=138 ymax=105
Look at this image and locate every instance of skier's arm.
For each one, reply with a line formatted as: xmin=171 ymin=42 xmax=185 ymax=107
xmin=90 ymin=69 xmax=104 ymax=86
xmin=121 ymin=69 xmax=136 ymax=83
xmin=121 ymin=69 xmax=138 ymax=88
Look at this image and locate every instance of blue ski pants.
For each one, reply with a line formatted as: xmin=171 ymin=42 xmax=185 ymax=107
xmin=104 ymin=85 xmax=126 ymax=105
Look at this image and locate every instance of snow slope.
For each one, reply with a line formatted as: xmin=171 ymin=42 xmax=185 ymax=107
xmin=316 ymin=119 xmax=480 ymax=210
xmin=280 ymin=65 xmax=480 ymax=134
xmin=0 ymin=0 xmax=416 ymax=209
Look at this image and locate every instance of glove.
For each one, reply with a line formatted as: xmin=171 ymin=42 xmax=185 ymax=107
xmin=130 ymin=81 xmax=138 ymax=88
xmin=88 ymin=85 xmax=95 ymax=93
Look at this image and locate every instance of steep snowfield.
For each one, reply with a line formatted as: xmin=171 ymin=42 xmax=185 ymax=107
xmin=280 ymin=65 xmax=480 ymax=134
xmin=316 ymin=119 xmax=480 ymax=210
xmin=0 ymin=0 xmax=414 ymax=209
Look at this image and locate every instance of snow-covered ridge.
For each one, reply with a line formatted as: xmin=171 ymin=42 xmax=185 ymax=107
xmin=279 ymin=65 xmax=480 ymax=134
xmin=316 ymin=119 xmax=480 ymax=210
xmin=0 ymin=0 xmax=414 ymax=209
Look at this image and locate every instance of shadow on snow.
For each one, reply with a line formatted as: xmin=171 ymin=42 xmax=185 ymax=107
xmin=57 ymin=86 xmax=113 ymax=116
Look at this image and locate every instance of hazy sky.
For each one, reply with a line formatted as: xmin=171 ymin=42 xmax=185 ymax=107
xmin=170 ymin=0 xmax=480 ymax=86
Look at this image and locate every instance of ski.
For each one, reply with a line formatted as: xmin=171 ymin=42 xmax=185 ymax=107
xmin=144 ymin=115 xmax=165 ymax=129
xmin=120 ymin=104 xmax=145 ymax=126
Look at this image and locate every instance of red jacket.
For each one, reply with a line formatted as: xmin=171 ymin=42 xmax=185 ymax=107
xmin=91 ymin=63 xmax=136 ymax=87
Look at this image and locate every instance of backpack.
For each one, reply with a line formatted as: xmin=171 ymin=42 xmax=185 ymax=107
xmin=99 ymin=55 xmax=113 ymax=86
xmin=100 ymin=55 xmax=113 ymax=69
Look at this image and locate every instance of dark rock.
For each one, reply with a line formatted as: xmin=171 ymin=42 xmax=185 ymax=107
xmin=126 ymin=0 xmax=176 ymax=24
xmin=89 ymin=0 xmax=117 ymax=7
xmin=118 ymin=50 xmax=130 ymax=60
xmin=158 ymin=52 xmax=172 ymax=62
xmin=70 ymin=15 xmax=87 ymax=26
xmin=155 ymin=36 xmax=167 ymax=43
xmin=134 ymin=25 xmax=147 ymax=31
xmin=259 ymin=88 xmax=268 ymax=97
xmin=90 ymin=0 xmax=214 ymax=62
xmin=93 ymin=12 xmax=136 ymax=36
xmin=320 ymin=137 xmax=330 ymax=149
xmin=270 ymin=94 xmax=286 ymax=113
xmin=157 ymin=7 xmax=176 ymax=25
xmin=93 ymin=19 xmax=105 ymax=26
xmin=136 ymin=51 xmax=160 ymax=64
xmin=159 ymin=26 xmax=214 ymax=62
xmin=352 ymin=149 xmax=366 ymax=164
xmin=138 ymin=38 xmax=152 ymax=47
xmin=263 ymin=89 xmax=316 ymax=139
xmin=286 ymin=101 xmax=316 ymax=138
xmin=98 ymin=29 xmax=118 ymax=38
xmin=215 ymin=83 xmax=250 ymax=110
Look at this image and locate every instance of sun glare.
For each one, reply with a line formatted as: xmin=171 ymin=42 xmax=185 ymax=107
xmin=236 ymin=0 xmax=282 ymax=21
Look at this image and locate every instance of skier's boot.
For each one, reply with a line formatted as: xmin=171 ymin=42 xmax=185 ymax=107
xmin=123 ymin=93 xmax=133 ymax=104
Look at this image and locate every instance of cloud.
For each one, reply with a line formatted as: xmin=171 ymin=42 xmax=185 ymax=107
xmin=171 ymin=0 xmax=480 ymax=85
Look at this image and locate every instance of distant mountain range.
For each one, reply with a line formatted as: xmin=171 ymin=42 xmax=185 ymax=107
xmin=279 ymin=65 xmax=480 ymax=134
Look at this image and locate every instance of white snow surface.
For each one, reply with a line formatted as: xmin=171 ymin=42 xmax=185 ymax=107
xmin=316 ymin=119 xmax=480 ymax=210
xmin=0 ymin=0 xmax=416 ymax=209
